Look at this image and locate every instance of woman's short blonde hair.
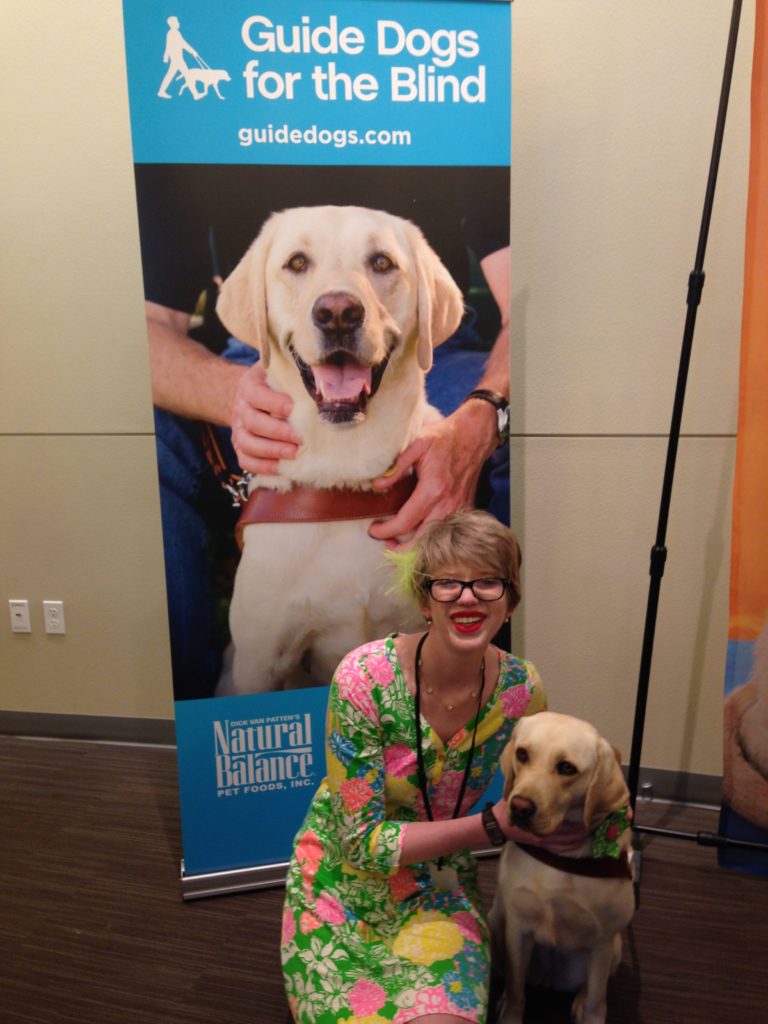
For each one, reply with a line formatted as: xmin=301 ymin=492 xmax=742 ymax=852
xmin=407 ymin=509 xmax=522 ymax=610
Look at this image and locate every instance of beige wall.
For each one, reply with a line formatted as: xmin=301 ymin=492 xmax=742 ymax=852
xmin=509 ymin=0 xmax=752 ymax=776
xmin=0 ymin=2 xmax=754 ymax=772
xmin=1 ymin=1 xmax=173 ymax=719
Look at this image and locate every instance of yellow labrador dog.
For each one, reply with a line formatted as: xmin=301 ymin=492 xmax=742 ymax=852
xmin=215 ymin=205 xmax=464 ymax=695
xmin=489 ymin=712 xmax=634 ymax=1024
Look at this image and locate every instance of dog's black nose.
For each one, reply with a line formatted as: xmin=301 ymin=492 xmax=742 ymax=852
xmin=312 ymin=292 xmax=365 ymax=337
xmin=510 ymin=796 xmax=536 ymax=824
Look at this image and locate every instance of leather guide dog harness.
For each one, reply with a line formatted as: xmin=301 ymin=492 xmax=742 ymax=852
xmin=235 ymin=473 xmax=417 ymax=548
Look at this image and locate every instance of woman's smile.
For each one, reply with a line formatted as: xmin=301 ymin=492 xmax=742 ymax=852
xmin=449 ymin=611 xmax=488 ymax=634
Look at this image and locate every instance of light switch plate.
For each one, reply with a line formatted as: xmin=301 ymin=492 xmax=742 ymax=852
xmin=9 ymin=599 xmax=31 ymax=633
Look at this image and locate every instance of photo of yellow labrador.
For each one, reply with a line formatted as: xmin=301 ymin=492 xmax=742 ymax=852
xmin=489 ymin=712 xmax=634 ymax=1024
xmin=214 ymin=205 xmax=464 ymax=695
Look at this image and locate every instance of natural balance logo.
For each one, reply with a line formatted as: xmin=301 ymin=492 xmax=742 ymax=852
xmin=213 ymin=714 xmax=315 ymax=797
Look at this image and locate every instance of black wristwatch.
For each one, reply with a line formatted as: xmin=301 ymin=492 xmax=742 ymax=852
xmin=481 ymin=802 xmax=507 ymax=847
xmin=462 ymin=389 xmax=510 ymax=447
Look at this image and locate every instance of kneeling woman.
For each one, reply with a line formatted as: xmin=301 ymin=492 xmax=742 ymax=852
xmin=281 ymin=509 xmax=578 ymax=1024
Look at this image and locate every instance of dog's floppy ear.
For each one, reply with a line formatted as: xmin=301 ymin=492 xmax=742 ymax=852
xmin=500 ymin=736 xmax=517 ymax=801
xmin=583 ymin=737 xmax=629 ymax=828
xmin=403 ymin=220 xmax=465 ymax=371
xmin=216 ymin=214 xmax=277 ymax=368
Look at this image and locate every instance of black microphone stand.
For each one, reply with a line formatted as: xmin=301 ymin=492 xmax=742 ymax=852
xmin=626 ymin=0 xmax=768 ymax=882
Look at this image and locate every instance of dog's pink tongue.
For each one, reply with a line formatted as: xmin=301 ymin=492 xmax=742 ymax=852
xmin=313 ymin=361 xmax=372 ymax=401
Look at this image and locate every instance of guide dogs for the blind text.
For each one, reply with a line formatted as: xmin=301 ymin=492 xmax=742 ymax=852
xmin=215 ymin=205 xmax=464 ymax=695
xmin=489 ymin=712 xmax=634 ymax=1024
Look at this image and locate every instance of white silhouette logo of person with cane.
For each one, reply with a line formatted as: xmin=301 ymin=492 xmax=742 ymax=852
xmin=157 ymin=16 xmax=231 ymax=101
xmin=158 ymin=16 xmax=202 ymax=100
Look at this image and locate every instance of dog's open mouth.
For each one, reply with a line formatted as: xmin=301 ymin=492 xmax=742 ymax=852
xmin=290 ymin=345 xmax=390 ymax=424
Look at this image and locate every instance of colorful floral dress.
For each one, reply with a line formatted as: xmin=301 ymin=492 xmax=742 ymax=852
xmin=281 ymin=635 xmax=546 ymax=1024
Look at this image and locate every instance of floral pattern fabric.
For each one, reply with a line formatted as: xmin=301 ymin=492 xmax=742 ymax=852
xmin=281 ymin=635 xmax=545 ymax=1024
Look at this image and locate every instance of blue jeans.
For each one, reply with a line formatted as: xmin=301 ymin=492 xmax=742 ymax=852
xmin=155 ymin=325 xmax=509 ymax=699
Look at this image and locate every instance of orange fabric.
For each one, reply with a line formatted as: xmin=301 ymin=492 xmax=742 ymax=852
xmin=729 ymin=1 xmax=768 ymax=641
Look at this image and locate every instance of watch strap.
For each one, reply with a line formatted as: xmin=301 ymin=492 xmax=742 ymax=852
xmin=463 ymin=390 xmax=510 ymax=447
xmin=463 ymin=388 xmax=506 ymax=411
xmin=481 ymin=802 xmax=507 ymax=847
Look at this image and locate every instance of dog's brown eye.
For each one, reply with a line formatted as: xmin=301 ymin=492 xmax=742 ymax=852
xmin=370 ymin=252 xmax=395 ymax=273
xmin=286 ymin=252 xmax=309 ymax=273
xmin=556 ymin=760 xmax=577 ymax=776
xmin=516 ymin=748 xmax=529 ymax=764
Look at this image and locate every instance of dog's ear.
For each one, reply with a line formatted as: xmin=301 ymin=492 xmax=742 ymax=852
xmin=583 ymin=737 xmax=629 ymax=828
xmin=216 ymin=215 xmax=276 ymax=367
xmin=500 ymin=737 xmax=517 ymax=801
xmin=403 ymin=221 xmax=465 ymax=371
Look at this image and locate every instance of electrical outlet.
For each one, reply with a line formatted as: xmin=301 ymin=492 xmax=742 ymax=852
xmin=9 ymin=599 xmax=31 ymax=633
xmin=43 ymin=600 xmax=66 ymax=635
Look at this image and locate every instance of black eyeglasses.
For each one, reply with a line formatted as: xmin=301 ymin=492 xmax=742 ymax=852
xmin=426 ymin=578 xmax=509 ymax=602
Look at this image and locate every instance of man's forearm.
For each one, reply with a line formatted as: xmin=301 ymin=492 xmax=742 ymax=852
xmin=146 ymin=301 xmax=245 ymax=426
xmin=474 ymin=321 xmax=510 ymax=402
xmin=450 ymin=318 xmax=510 ymax=464
xmin=476 ymin=246 xmax=511 ymax=403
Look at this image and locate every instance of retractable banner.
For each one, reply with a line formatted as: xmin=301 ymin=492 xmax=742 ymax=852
xmin=121 ymin=0 xmax=512 ymax=895
xmin=719 ymin=0 xmax=768 ymax=876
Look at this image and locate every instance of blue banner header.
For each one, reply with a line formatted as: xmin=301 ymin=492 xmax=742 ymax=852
xmin=122 ymin=0 xmax=510 ymax=165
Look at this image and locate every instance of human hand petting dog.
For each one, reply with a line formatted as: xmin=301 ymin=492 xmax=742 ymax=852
xmin=230 ymin=363 xmax=301 ymax=476
xmin=490 ymin=797 xmax=593 ymax=853
xmin=368 ymin=399 xmax=500 ymax=549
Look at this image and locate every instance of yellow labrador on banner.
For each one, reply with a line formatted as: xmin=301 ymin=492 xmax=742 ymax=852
xmin=489 ymin=712 xmax=634 ymax=1024
xmin=215 ymin=205 xmax=464 ymax=695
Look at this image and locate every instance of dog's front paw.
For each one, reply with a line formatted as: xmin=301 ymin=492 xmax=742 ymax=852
xmin=495 ymin=1004 xmax=524 ymax=1024
xmin=571 ymin=987 xmax=607 ymax=1024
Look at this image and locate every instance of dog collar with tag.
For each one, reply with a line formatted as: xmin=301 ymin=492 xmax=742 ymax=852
xmin=235 ymin=474 xmax=416 ymax=547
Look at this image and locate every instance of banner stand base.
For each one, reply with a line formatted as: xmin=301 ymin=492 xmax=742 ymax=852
xmin=181 ymin=860 xmax=290 ymax=900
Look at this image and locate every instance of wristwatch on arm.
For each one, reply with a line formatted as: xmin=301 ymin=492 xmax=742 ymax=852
xmin=481 ymin=802 xmax=507 ymax=847
xmin=462 ymin=389 xmax=510 ymax=447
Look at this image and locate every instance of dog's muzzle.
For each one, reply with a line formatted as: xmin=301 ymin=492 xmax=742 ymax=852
xmin=298 ymin=351 xmax=390 ymax=424
xmin=312 ymin=292 xmax=365 ymax=341
xmin=510 ymin=795 xmax=537 ymax=828
xmin=289 ymin=292 xmax=393 ymax=424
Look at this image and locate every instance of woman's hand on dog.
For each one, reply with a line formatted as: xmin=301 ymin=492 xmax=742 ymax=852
xmin=491 ymin=798 xmax=593 ymax=853
xmin=230 ymin=364 xmax=301 ymax=475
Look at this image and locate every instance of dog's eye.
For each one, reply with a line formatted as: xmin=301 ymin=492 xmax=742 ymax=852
xmin=370 ymin=252 xmax=396 ymax=273
xmin=556 ymin=760 xmax=578 ymax=776
xmin=516 ymin=748 xmax=529 ymax=764
xmin=286 ymin=252 xmax=310 ymax=273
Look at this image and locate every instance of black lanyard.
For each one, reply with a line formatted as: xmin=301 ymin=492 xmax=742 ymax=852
xmin=413 ymin=631 xmax=484 ymax=826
